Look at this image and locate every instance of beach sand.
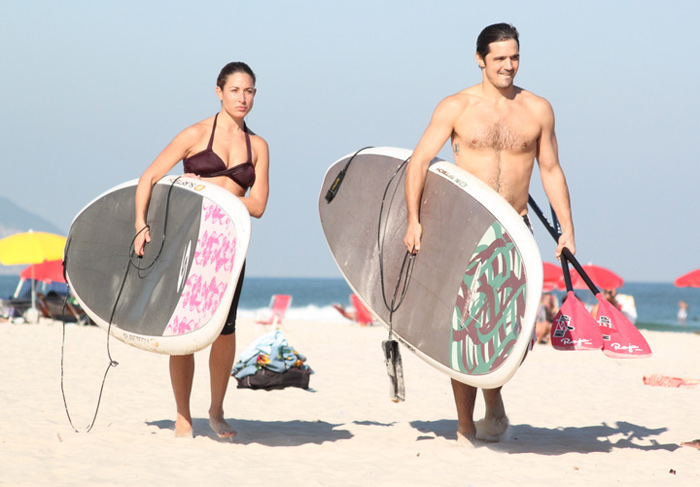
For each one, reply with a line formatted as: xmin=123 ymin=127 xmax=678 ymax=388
xmin=1 ymin=318 xmax=698 ymax=486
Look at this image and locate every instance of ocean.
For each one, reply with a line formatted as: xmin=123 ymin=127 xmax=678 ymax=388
xmin=1 ymin=275 xmax=699 ymax=332
xmin=0 ymin=274 xmax=356 ymax=323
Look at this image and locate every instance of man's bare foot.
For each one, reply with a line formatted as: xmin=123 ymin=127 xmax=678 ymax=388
xmin=475 ymin=416 xmax=509 ymax=442
xmin=209 ymin=416 xmax=237 ymax=439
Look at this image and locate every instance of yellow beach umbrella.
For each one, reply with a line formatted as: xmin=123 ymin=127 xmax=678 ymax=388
xmin=0 ymin=230 xmax=67 ymax=265
xmin=0 ymin=230 xmax=67 ymax=323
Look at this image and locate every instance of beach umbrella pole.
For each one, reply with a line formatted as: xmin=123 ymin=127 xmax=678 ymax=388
xmin=30 ymin=266 xmax=37 ymax=323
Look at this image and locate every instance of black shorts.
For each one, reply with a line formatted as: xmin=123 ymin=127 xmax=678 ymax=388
xmin=220 ymin=263 xmax=245 ymax=336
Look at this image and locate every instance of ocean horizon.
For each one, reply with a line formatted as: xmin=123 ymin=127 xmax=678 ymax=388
xmin=1 ymin=274 xmax=699 ymax=331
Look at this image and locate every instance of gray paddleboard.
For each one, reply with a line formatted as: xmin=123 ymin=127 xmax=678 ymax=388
xmin=64 ymin=176 xmax=250 ymax=355
xmin=319 ymin=147 xmax=542 ymax=388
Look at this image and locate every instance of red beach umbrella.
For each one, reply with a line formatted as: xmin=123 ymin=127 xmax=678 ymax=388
xmin=20 ymin=259 xmax=65 ymax=284
xmin=674 ymin=269 xmax=700 ymax=288
xmin=566 ymin=264 xmax=624 ymax=291
xmin=542 ymin=262 xmax=563 ymax=292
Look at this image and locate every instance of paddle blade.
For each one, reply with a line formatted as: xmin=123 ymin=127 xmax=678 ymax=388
xmin=595 ymin=295 xmax=652 ymax=358
xmin=550 ymin=291 xmax=604 ymax=350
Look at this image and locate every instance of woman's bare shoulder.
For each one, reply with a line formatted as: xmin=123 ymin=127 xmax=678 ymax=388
xmin=173 ymin=116 xmax=215 ymax=146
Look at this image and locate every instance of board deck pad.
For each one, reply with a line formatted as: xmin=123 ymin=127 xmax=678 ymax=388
xmin=65 ymin=177 xmax=250 ymax=355
xmin=319 ymin=147 xmax=543 ymax=388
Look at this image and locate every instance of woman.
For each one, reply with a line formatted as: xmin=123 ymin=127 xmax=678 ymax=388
xmin=134 ymin=62 xmax=269 ymax=438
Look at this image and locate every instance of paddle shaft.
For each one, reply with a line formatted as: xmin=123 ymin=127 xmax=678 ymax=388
xmin=527 ymin=196 xmax=601 ymax=295
xmin=561 ymin=253 xmax=574 ymax=292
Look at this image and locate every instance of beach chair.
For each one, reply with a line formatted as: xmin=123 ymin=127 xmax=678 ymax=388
xmin=350 ymin=294 xmax=374 ymax=326
xmin=255 ymin=294 xmax=292 ymax=326
xmin=35 ymin=292 xmax=92 ymax=325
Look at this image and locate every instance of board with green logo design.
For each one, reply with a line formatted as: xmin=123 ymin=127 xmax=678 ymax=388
xmin=319 ymin=147 xmax=543 ymax=388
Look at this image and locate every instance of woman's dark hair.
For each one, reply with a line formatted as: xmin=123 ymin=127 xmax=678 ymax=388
xmin=217 ymin=62 xmax=256 ymax=88
xmin=476 ymin=23 xmax=519 ymax=59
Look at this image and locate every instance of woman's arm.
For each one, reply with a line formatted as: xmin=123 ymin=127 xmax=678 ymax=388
xmin=134 ymin=126 xmax=200 ymax=255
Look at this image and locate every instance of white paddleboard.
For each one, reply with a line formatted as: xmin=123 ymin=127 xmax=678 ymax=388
xmin=319 ymin=147 xmax=542 ymax=388
xmin=64 ymin=176 xmax=251 ymax=355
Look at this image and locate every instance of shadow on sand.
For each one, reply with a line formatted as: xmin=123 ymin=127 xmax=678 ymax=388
xmin=410 ymin=419 xmax=679 ymax=454
xmin=146 ymin=418 xmax=353 ymax=446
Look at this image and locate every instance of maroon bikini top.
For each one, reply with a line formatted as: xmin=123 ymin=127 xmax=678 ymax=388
xmin=182 ymin=114 xmax=256 ymax=190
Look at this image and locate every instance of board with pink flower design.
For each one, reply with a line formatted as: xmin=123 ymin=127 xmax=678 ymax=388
xmin=64 ymin=176 xmax=250 ymax=355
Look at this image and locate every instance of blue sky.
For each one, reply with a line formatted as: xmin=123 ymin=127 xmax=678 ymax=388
xmin=2 ymin=1 xmax=698 ymax=282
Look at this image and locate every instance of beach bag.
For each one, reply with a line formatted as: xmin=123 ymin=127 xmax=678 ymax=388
xmin=232 ymin=330 xmax=313 ymax=390
xmin=236 ymin=367 xmax=311 ymax=390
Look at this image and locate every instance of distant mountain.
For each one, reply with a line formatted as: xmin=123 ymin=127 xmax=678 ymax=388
xmin=0 ymin=195 xmax=64 ymax=238
xmin=0 ymin=195 xmax=66 ymax=275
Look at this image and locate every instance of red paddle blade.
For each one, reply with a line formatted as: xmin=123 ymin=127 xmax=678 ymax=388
xmin=595 ymin=295 xmax=652 ymax=358
xmin=550 ymin=291 xmax=604 ymax=350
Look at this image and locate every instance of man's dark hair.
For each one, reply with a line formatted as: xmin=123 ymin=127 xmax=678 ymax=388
xmin=476 ymin=23 xmax=519 ymax=59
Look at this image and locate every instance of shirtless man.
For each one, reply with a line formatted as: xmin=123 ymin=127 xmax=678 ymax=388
xmin=404 ymin=23 xmax=575 ymax=444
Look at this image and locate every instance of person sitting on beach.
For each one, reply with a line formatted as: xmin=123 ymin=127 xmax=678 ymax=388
xmin=535 ymin=293 xmax=559 ymax=344
xmin=134 ymin=62 xmax=269 ymax=438
xmin=403 ymin=23 xmax=575 ymax=445
xmin=591 ymin=289 xmax=618 ymax=317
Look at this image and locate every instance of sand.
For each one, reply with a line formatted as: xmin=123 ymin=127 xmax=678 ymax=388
xmin=1 ymin=318 xmax=698 ymax=486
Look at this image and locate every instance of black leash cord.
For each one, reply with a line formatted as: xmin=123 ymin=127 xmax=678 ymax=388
xmin=377 ymin=156 xmax=415 ymax=337
xmin=323 ymin=146 xmax=415 ymax=332
xmin=60 ymin=176 xmax=181 ymax=433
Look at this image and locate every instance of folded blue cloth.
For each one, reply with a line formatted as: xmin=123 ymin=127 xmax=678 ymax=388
xmin=232 ymin=330 xmax=313 ymax=379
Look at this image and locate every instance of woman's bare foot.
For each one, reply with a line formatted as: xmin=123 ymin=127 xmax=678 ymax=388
xmin=209 ymin=416 xmax=237 ymax=439
xmin=681 ymin=439 xmax=700 ymax=449
xmin=456 ymin=431 xmax=477 ymax=447
xmin=174 ymin=414 xmax=193 ymax=438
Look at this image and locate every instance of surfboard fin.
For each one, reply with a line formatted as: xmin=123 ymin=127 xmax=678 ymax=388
xmin=382 ymin=339 xmax=405 ymax=402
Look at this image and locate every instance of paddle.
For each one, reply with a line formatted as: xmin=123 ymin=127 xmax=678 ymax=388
xmin=528 ymin=197 xmax=602 ymax=350
xmin=528 ymin=196 xmax=652 ymax=358
xmin=550 ymin=252 xmax=605 ymax=351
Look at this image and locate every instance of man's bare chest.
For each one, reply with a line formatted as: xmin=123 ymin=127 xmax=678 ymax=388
xmin=454 ymin=110 xmax=540 ymax=153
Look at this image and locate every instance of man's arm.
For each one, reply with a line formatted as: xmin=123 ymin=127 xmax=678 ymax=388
xmin=535 ymin=99 xmax=575 ymax=257
xmin=404 ymin=97 xmax=461 ymax=252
